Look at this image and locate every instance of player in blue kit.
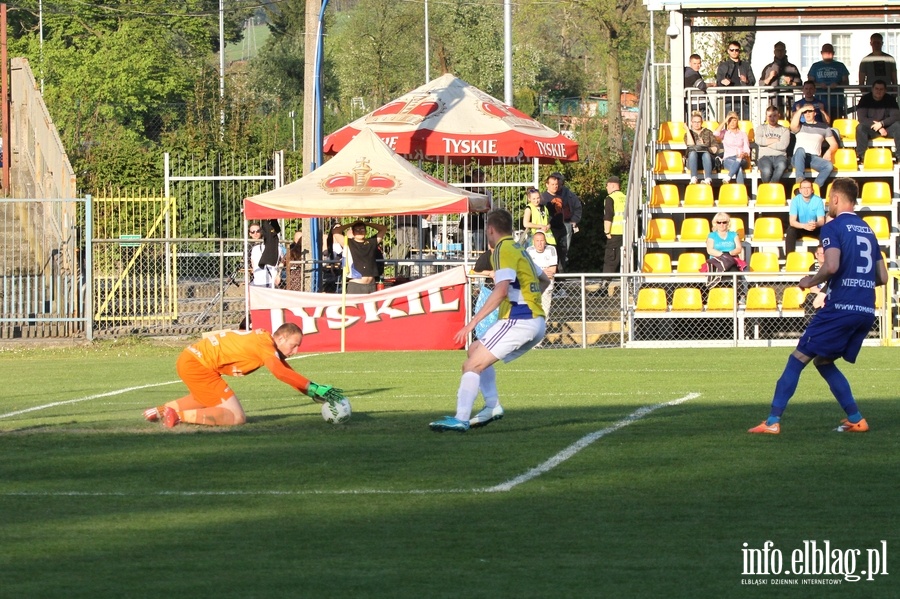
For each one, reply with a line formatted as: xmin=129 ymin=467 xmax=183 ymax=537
xmin=429 ymin=209 xmax=551 ymax=433
xmin=749 ymin=178 xmax=889 ymax=434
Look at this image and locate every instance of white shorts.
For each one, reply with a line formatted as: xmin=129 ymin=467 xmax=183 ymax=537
xmin=480 ymin=317 xmax=546 ymax=363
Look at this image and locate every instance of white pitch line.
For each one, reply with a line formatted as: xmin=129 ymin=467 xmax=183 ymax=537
xmin=1 ymin=393 xmax=699 ymax=497
xmin=481 ymin=392 xmax=700 ymax=493
xmin=0 ymin=381 xmax=182 ymax=420
xmin=0 ymin=353 xmax=322 ymax=421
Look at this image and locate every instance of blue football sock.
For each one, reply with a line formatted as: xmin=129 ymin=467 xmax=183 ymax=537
xmin=814 ymin=361 xmax=859 ymax=417
xmin=765 ymin=415 xmax=781 ymax=426
xmin=846 ymin=411 xmax=863 ymax=424
xmin=770 ymin=355 xmax=807 ymax=418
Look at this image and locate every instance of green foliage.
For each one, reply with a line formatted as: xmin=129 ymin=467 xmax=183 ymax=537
xmin=328 ymin=0 xmax=425 ymax=106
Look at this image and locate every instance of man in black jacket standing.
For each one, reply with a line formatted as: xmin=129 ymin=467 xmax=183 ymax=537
xmin=540 ymin=173 xmax=581 ymax=272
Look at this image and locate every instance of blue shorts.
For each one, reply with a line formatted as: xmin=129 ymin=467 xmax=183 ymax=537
xmin=797 ymin=309 xmax=876 ymax=363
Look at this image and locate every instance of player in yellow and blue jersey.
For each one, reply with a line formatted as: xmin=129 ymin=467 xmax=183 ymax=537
xmin=749 ymin=178 xmax=889 ymax=434
xmin=429 ymin=209 xmax=551 ymax=433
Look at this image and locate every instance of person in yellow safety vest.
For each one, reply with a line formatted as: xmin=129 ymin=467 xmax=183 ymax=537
xmin=522 ymin=187 xmax=556 ymax=246
xmin=603 ymin=176 xmax=626 ymax=274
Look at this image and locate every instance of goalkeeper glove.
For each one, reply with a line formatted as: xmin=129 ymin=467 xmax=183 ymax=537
xmin=306 ymin=382 xmax=345 ymax=404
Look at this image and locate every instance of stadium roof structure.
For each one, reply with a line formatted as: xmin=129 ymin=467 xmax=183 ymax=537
xmin=243 ymin=127 xmax=490 ymax=219
xmin=646 ymin=0 xmax=900 ymax=18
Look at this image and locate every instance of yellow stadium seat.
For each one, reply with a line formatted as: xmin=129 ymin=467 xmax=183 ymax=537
xmin=749 ymin=252 xmax=780 ymax=272
xmin=738 ymin=120 xmax=756 ymax=143
xmin=752 ymin=217 xmax=785 ymax=242
xmin=675 ymin=252 xmax=706 ymax=273
xmin=747 ymin=287 xmax=778 ymax=310
xmin=646 ymin=218 xmax=676 ymax=242
xmin=861 ymin=181 xmax=892 ymax=206
xmin=654 ymin=151 xmax=685 ymax=174
xmin=730 ymin=217 xmax=746 ymax=241
xmin=706 ymin=287 xmax=735 ymax=311
xmin=680 ymin=218 xmax=711 ymax=241
xmin=717 ymin=183 xmax=749 ymax=207
xmin=863 ymin=148 xmax=894 ymax=171
xmin=650 ymin=183 xmax=680 ymax=207
xmin=832 ymin=148 xmax=859 ymax=171
xmin=778 ymin=119 xmax=790 ymax=128
xmin=658 ymin=121 xmax=688 ymax=143
xmin=781 ymin=287 xmax=808 ymax=310
xmin=784 ymin=251 xmax=815 ymax=272
xmin=642 ymin=253 xmax=672 ymax=273
xmin=863 ymin=215 xmax=891 ymax=241
xmin=832 ymin=118 xmax=858 ymax=142
xmin=791 ymin=182 xmax=820 ymax=197
xmin=703 ymin=120 xmax=719 ymax=132
xmin=755 ymin=183 xmax=786 ymax=207
xmin=876 ymin=288 xmax=885 ymax=309
xmin=636 ymin=287 xmax=668 ymax=311
xmin=672 ymin=287 xmax=704 ymax=311
xmin=683 ymin=183 xmax=715 ymax=207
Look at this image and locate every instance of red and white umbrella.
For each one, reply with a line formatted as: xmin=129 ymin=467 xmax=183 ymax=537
xmin=323 ymin=73 xmax=578 ymax=163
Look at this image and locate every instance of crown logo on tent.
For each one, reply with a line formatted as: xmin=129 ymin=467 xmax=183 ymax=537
xmin=321 ymin=158 xmax=399 ymax=195
xmin=365 ymin=93 xmax=444 ymax=125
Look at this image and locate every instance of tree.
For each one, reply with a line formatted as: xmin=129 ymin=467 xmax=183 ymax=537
xmin=579 ymin=0 xmax=648 ymax=155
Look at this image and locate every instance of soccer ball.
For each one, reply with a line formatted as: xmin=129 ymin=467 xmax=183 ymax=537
xmin=321 ymin=398 xmax=352 ymax=424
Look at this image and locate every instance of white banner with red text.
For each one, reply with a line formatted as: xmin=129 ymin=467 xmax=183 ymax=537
xmin=249 ymin=266 xmax=468 ymax=352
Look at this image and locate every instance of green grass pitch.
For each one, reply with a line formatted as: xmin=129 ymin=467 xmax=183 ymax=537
xmin=1 ymin=341 xmax=898 ymax=598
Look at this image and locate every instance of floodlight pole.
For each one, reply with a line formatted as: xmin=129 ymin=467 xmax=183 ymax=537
xmin=503 ymin=0 xmax=512 ymax=105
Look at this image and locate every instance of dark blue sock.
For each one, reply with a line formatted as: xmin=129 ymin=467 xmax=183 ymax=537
xmin=770 ymin=355 xmax=807 ymax=418
xmin=815 ymin=361 xmax=859 ymax=418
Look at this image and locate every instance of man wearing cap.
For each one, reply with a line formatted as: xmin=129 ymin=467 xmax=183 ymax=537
xmin=808 ymin=43 xmax=850 ymax=120
xmin=340 ymin=220 xmax=387 ymax=294
xmin=603 ymin=176 xmax=626 ymax=275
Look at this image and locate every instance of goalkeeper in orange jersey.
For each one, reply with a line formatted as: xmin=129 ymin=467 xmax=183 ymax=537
xmin=142 ymin=323 xmax=344 ymax=427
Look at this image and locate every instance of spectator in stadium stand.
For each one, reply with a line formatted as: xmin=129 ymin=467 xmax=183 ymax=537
xmin=785 ymin=179 xmax=826 ymax=253
xmin=807 ymin=43 xmax=850 ymax=120
xmin=684 ymin=54 xmax=709 ymax=114
xmin=716 ymin=41 xmax=756 ymax=119
xmin=714 ymin=112 xmax=751 ymax=184
xmin=854 ymin=79 xmax=900 ymax=164
xmin=754 ymin=106 xmax=791 ymax=183
xmin=790 ymin=104 xmax=836 ymax=189
xmin=859 ymin=33 xmax=897 ymax=86
xmin=685 ymin=110 xmax=718 ymax=185
xmin=792 ymin=80 xmax=831 ymax=125
xmin=760 ymin=41 xmax=803 ymax=113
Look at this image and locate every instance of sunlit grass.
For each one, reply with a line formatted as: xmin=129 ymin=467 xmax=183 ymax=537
xmin=1 ymin=342 xmax=898 ymax=597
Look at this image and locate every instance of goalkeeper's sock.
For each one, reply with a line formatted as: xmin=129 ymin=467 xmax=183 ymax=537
xmin=181 ymin=395 xmax=246 ymax=426
xmin=181 ymin=406 xmax=242 ymax=426
xmin=479 ymin=365 xmax=499 ymax=409
xmin=454 ymin=371 xmax=481 ymax=421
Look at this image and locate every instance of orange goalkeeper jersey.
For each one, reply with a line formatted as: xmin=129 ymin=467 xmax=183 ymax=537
xmin=186 ymin=329 xmax=310 ymax=392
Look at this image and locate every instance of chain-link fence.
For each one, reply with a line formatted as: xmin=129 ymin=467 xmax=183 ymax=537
xmin=91 ymin=238 xmax=247 ymax=336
